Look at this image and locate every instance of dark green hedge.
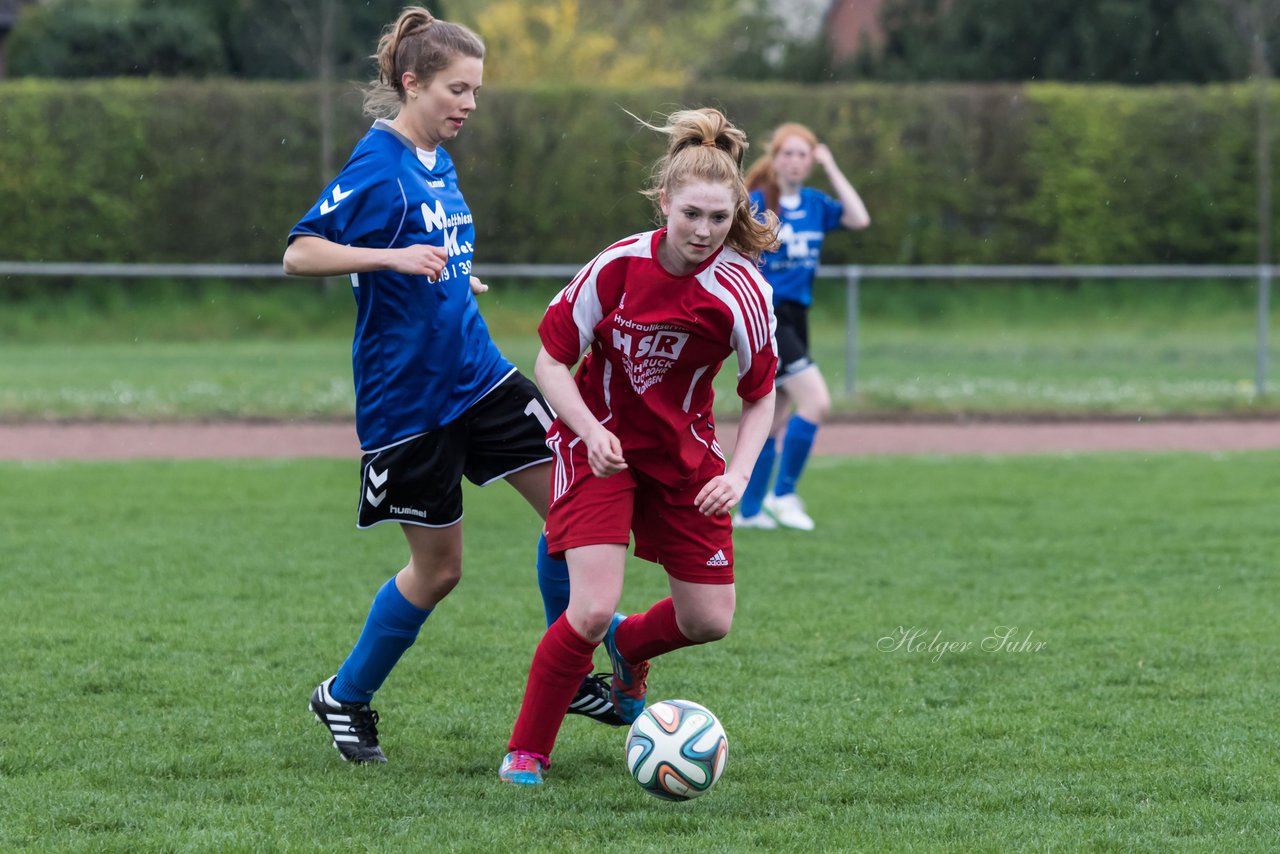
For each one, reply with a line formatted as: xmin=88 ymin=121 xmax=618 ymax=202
xmin=0 ymin=78 xmax=1273 ymax=266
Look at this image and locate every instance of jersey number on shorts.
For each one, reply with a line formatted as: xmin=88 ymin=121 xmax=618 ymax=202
xmin=524 ymin=398 xmax=554 ymax=432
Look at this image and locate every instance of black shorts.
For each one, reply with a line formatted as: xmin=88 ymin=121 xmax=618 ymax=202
xmin=356 ymin=370 xmax=554 ymax=529
xmin=774 ymin=300 xmax=815 ymax=382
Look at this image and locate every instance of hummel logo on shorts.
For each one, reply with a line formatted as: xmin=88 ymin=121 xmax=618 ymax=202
xmin=365 ymin=466 xmax=389 ymax=508
xmin=706 ymin=549 xmax=729 ymax=567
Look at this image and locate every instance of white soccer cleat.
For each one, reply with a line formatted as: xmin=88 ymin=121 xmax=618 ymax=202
xmin=733 ymin=510 xmax=778 ymax=530
xmin=764 ymin=492 xmax=815 ymax=531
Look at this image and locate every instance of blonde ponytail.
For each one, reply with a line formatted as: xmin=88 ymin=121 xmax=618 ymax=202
xmin=635 ymin=108 xmax=779 ymax=260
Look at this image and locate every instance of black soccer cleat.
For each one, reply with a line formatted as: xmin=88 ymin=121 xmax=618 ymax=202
xmin=309 ymin=676 xmax=387 ymax=763
xmin=566 ymin=673 xmax=629 ymax=727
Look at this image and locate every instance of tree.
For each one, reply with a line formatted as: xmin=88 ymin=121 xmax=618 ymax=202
xmin=7 ymin=0 xmax=226 ymax=78
xmin=5 ymin=0 xmax=396 ymax=80
xmin=705 ymin=0 xmax=838 ymax=82
xmin=859 ymin=0 xmax=1252 ymax=83
xmin=0 ymin=0 xmax=39 ymax=79
xmin=472 ymin=0 xmax=665 ymax=85
xmin=187 ymin=0 xmax=395 ymax=81
xmin=467 ymin=0 xmax=747 ymax=86
xmin=5 ymin=0 xmax=785 ymax=85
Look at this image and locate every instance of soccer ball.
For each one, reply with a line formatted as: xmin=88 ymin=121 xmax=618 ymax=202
xmin=625 ymin=699 xmax=728 ymax=801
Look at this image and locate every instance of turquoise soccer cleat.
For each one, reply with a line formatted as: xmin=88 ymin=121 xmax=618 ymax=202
xmin=602 ymin=613 xmax=650 ymax=724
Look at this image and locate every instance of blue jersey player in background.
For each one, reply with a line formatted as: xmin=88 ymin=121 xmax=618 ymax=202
xmin=283 ymin=6 xmax=620 ymax=765
xmin=735 ymin=122 xmax=871 ymax=532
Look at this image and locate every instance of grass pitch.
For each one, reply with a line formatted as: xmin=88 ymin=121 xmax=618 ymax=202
xmin=2 ymin=451 xmax=1277 ymax=851
xmin=0 ymin=277 xmax=1274 ymax=420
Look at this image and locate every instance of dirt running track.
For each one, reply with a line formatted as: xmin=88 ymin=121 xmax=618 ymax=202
xmin=1 ymin=419 xmax=1277 ymax=461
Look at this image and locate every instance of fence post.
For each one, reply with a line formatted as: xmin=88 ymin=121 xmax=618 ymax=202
xmin=1259 ymin=264 xmax=1272 ymax=397
xmin=844 ymin=266 xmax=861 ymax=398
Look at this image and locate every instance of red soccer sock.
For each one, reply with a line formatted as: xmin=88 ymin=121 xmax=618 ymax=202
xmin=614 ymin=597 xmax=700 ymax=662
xmin=508 ymin=614 xmax=598 ymax=758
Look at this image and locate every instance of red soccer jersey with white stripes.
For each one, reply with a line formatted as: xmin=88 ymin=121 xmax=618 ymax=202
xmin=539 ymin=228 xmax=778 ymax=487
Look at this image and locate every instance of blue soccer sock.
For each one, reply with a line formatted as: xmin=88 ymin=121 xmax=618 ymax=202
xmin=536 ymin=532 xmax=571 ymax=628
xmin=331 ymin=575 xmax=432 ymax=704
xmin=738 ymin=436 xmax=777 ymax=518
xmin=774 ymin=415 xmax=819 ymax=498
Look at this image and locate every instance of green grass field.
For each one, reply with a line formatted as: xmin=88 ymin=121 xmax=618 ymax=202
xmin=0 ymin=277 xmax=1275 ymax=420
xmin=3 ymin=452 xmax=1277 ymax=851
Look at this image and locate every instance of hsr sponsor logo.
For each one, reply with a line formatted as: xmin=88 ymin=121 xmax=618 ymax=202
xmin=611 ymin=328 xmax=689 ymax=361
xmin=610 ymin=325 xmax=691 ymax=395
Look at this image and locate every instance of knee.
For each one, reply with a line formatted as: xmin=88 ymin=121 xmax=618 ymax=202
xmin=407 ymin=554 xmax=462 ymax=599
xmin=568 ymin=603 xmax=616 ymax=642
xmin=798 ymin=394 xmax=830 ymax=424
xmin=679 ymin=609 xmax=734 ymax=644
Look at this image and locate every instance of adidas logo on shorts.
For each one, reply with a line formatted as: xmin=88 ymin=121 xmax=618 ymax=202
xmin=705 ymin=549 xmax=729 ymax=567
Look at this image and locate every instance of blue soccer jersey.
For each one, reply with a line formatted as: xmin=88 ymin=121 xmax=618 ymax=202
xmin=290 ymin=121 xmax=512 ymax=451
xmin=751 ymin=187 xmax=845 ymax=306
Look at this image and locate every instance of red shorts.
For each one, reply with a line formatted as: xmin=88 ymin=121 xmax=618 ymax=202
xmin=544 ymin=439 xmax=734 ymax=585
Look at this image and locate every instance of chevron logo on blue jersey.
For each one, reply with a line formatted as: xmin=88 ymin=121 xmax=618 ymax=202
xmin=320 ymin=184 xmax=354 ymax=215
xmin=288 ymin=120 xmax=509 ymax=451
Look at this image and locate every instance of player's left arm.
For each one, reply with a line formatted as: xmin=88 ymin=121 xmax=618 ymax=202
xmin=695 ymin=389 xmax=776 ymax=517
xmin=698 ymin=264 xmax=780 ymax=515
xmin=813 ymin=143 xmax=870 ymax=231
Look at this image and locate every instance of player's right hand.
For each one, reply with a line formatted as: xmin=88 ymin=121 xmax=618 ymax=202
xmin=585 ymin=427 xmax=627 ymax=478
xmin=388 ymin=244 xmax=449 ymax=279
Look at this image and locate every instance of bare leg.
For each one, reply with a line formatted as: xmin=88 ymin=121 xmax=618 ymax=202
xmin=506 ymin=461 xmax=553 ymax=521
xmin=397 ymin=522 xmax=464 ymax=610
xmin=565 ymin=544 xmax=628 ymax=640
xmin=667 ymin=577 xmax=736 ymax=643
xmin=778 ymin=365 xmax=830 ymax=426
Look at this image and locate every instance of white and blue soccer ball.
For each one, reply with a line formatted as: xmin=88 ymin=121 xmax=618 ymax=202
xmin=625 ymin=699 xmax=728 ymax=801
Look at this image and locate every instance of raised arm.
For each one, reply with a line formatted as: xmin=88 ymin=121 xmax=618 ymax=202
xmin=813 ymin=144 xmax=870 ymax=231
xmin=282 ymin=234 xmax=449 ymax=279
